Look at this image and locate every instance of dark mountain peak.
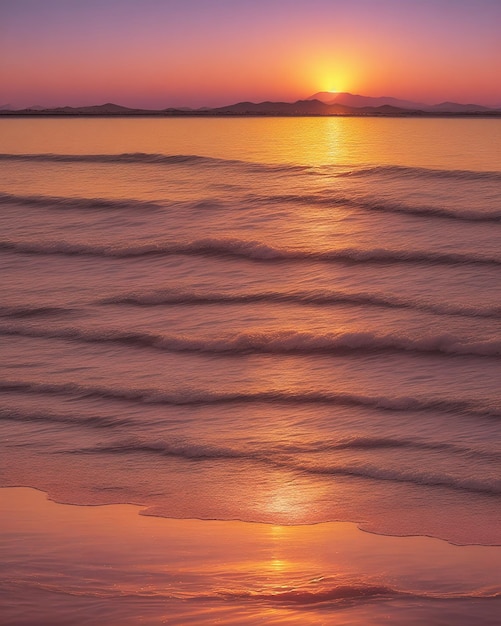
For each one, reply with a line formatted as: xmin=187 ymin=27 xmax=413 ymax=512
xmin=308 ymin=91 xmax=427 ymax=111
xmin=429 ymin=101 xmax=491 ymax=112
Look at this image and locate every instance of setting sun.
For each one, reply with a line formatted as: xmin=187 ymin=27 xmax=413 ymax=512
xmin=1 ymin=1 xmax=500 ymax=625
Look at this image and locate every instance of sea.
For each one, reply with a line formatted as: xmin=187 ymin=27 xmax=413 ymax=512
xmin=0 ymin=116 xmax=500 ymax=624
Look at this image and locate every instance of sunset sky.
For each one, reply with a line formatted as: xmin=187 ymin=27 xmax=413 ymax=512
xmin=2 ymin=0 xmax=500 ymax=109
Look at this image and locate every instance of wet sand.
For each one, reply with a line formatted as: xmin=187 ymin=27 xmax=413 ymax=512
xmin=1 ymin=487 xmax=499 ymax=625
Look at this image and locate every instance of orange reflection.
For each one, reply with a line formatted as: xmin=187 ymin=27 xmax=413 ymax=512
xmin=2 ymin=488 xmax=500 ymax=626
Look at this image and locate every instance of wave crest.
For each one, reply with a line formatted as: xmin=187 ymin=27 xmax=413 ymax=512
xmin=99 ymin=288 xmax=501 ymax=319
xmin=2 ymin=324 xmax=501 ymax=358
xmin=254 ymin=191 xmax=501 ymax=222
xmin=0 ymin=305 xmax=74 ymax=319
xmin=1 ymin=237 xmax=500 ymax=266
xmin=0 ymin=152 xmax=237 ymax=166
xmin=0 ymin=152 xmax=300 ymax=174
xmin=334 ymin=163 xmax=501 ymax=182
xmin=61 ymin=436 xmax=501 ymax=496
xmin=1 ymin=379 xmax=498 ymax=418
xmin=0 ymin=191 xmax=160 ymax=211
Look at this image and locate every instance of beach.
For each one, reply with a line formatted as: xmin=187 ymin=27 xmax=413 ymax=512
xmin=1 ymin=116 xmax=500 ymax=623
xmin=2 ymin=487 xmax=500 ymax=625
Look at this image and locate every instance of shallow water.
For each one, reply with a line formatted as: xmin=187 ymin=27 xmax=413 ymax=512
xmin=1 ymin=488 xmax=500 ymax=626
xmin=1 ymin=117 xmax=500 ymax=622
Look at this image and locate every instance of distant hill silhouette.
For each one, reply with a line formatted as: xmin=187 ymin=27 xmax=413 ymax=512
xmin=427 ymin=101 xmax=491 ymax=113
xmin=309 ymin=91 xmax=493 ymax=113
xmin=210 ymin=99 xmax=355 ymax=115
xmin=1 ymin=96 xmax=499 ymax=117
xmin=309 ymin=91 xmax=427 ymax=110
xmin=49 ymin=103 xmax=141 ymax=114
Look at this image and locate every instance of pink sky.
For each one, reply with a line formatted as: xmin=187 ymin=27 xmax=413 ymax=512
xmin=2 ymin=0 xmax=500 ymax=109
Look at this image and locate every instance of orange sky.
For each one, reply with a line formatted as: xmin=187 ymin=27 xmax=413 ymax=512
xmin=2 ymin=0 xmax=500 ymax=108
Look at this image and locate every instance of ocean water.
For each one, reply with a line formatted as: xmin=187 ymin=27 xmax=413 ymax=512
xmin=1 ymin=117 xmax=500 ymax=623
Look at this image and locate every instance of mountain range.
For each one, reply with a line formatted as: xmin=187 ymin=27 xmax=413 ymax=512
xmin=1 ymin=93 xmax=500 ymax=116
xmin=309 ymin=91 xmax=495 ymax=113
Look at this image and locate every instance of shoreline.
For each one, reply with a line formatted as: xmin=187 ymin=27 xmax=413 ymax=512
xmin=1 ymin=486 xmax=500 ymax=624
xmin=3 ymin=483 xmax=499 ymax=548
xmin=2 ymin=112 xmax=501 ymax=119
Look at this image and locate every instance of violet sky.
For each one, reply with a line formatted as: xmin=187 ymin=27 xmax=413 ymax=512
xmin=1 ymin=0 xmax=500 ymax=108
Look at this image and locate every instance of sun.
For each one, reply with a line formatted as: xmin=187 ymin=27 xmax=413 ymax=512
xmin=319 ymin=75 xmax=348 ymax=95
xmin=314 ymin=64 xmax=354 ymax=95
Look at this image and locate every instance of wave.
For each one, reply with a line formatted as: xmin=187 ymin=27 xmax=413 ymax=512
xmin=3 ymin=152 xmax=499 ymax=182
xmin=1 ymin=403 xmax=495 ymax=461
xmin=0 ymin=152 xmax=237 ymax=166
xmin=2 ymin=324 xmax=501 ymax=359
xmin=63 ymin=437 xmax=501 ymax=496
xmin=228 ymin=582 xmax=399 ymax=604
xmin=0 ymin=190 xmax=160 ymax=211
xmin=8 ymin=576 xmax=500 ymax=605
xmin=2 ymin=192 xmax=500 ymax=225
xmin=0 ymin=406 xmax=128 ymax=429
xmin=3 ymin=160 xmax=501 ymax=225
xmin=300 ymin=436 xmax=500 ymax=460
xmin=334 ymin=163 xmax=501 ymax=182
xmin=69 ymin=434 xmax=499 ymax=463
xmin=1 ymin=379 xmax=498 ymax=419
xmin=223 ymin=584 xmax=501 ymax=605
xmin=0 ymin=151 xmax=300 ymax=173
xmin=68 ymin=436 xmax=474 ymax=457
xmin=1 ymin=237 xmax=500 ymax=266
xmin=0 ymin=305 xmax=74 ymax=319
xmin=100 ymin=288 xmax=501 ymax=319
xmin=253 ymin=191 xmax=501 ymax=223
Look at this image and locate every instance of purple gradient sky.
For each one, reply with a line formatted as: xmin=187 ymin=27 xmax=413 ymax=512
xmin=1 ymin=0 xmax=500 ymax=109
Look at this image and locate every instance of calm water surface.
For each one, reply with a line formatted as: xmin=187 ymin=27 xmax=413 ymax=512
xmin=1 ymin=117 xmax=500 ymax=624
